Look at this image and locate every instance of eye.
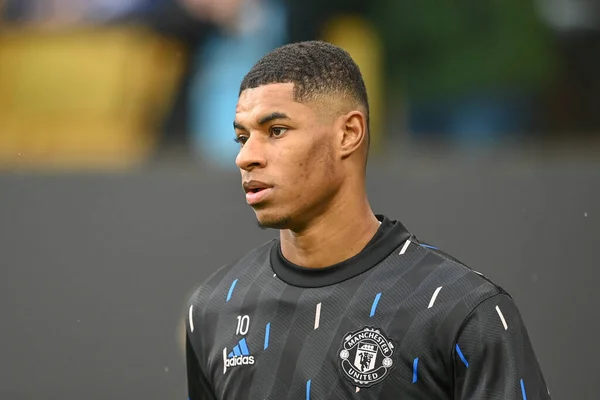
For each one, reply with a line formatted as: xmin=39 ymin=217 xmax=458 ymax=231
xmin=270 ymin=127 xmax=288 ymax=137
xmin=234 ymin=135 xmax=248 ymax=145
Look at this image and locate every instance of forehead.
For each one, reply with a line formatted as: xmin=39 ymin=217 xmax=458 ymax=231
xmin=236 ymin=83 xmax=311 ymax=120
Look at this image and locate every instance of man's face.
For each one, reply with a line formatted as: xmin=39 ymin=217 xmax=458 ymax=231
xmin=234 ymin=83 xmax=341 ymax=230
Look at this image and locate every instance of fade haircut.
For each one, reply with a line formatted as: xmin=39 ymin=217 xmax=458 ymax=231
xmin=239 ymin=41 xmax=371 ymax=151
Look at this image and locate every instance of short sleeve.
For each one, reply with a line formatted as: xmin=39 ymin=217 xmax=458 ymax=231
xmin=453 ymin=294 xmax=551 ymax=399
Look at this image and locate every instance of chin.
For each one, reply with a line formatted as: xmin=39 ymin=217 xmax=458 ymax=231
xmin=254 ymin=209 xmax=291 ymax=230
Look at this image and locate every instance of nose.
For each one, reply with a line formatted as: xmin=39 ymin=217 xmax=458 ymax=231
xmin=235 ymin=136 xmax=267 ymax=171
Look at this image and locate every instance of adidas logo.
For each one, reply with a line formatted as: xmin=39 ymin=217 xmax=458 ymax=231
xmin=223 ymin=338 xmax=255 ymax=374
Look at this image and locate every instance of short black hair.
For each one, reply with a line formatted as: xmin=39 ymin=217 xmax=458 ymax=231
xmin=239 ymin=41 xmax=370 ymax=146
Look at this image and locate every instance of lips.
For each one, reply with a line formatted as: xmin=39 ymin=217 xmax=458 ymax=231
xmin=243 ymin=180 xmax=271 ymax=193
xmin=243 ymin=180 xmax=273 ymax=205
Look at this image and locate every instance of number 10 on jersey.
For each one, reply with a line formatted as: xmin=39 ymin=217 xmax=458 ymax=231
xmin=236 ymin=315 xmax=250 ymax=335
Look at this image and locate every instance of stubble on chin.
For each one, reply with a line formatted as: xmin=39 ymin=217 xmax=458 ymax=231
xmin=256 ymin=215 xmax=291 ymax=230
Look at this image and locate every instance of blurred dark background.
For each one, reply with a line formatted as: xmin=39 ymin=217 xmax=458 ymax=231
xmin=0 ymin=0 xmax=599 ymax=399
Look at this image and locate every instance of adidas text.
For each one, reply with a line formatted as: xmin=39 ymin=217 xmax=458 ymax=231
xmin=223 ymin=348 xmax=254 ymax=374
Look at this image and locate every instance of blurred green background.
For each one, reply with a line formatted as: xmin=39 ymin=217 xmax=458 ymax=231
xmin=0 ymin=0 xmax=599 ymax=170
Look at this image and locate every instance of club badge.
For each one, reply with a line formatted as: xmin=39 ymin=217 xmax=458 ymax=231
xmin=338 ymin=327 xmax=396 ymax=388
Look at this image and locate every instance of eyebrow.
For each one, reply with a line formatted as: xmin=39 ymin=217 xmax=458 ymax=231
xmin=233 ymin=112 xmax=290 ymax=131
xmin=258 ymin=112 xmax=290 ymax=125
xmin=233 ymin=121 xmax=246 ymax=131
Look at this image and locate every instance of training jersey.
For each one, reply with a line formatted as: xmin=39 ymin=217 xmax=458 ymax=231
xmin=186 ymin=215 xmax=550 ymax=399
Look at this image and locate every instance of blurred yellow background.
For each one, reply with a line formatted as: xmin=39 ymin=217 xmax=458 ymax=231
xmin=0 ymin=25 xmax=184 ymax=169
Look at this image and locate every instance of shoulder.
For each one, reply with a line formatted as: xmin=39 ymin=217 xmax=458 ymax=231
xmin=402 ymin=237 xmax=513 ymax=355
xmin=187 ymin=239 xmax=276 ymax=310
xmin=410 ymin=236 xmax=508 ymax=305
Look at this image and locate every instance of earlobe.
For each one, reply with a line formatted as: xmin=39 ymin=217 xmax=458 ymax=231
xmin=340 ymin=111 xmax=367 ymax=158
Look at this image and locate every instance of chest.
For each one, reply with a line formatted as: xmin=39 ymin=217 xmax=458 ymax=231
xmin=200 ymin=283 xmax=450 ymax=400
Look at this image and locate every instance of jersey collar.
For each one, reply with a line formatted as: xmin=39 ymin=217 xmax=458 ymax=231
xmin=270 ymin=215 xmax=411 ymax=288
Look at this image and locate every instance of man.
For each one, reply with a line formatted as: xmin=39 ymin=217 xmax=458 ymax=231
xmin=185 ymin=41 xmax=550 ymax=399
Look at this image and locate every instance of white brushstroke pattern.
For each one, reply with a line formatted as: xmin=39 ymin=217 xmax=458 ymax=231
xmin=189 ymin=305 xmax=194 ymax=332
xmin=314 ymin=303 xmax=322 ymax=330
xmin=428 ymin=286 xmax=443 ymax=309
xmin=496 ymin=305 xmax=508 ymax=330
xmin=399 ymin=240 xmax=411 ymax=255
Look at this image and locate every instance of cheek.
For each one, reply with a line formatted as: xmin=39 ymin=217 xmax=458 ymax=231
xmin=297 ymin=142 xmax=337 ymax=191
xmin=277 ymin=132 xmax=336 ymax=198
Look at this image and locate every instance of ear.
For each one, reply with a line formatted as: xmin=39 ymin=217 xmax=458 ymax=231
xmin=339 ymin=110 xmax=367 ymax=159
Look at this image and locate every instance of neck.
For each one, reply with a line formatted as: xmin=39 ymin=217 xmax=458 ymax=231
xmin=279 ymin=188 xmax=380 ymax=269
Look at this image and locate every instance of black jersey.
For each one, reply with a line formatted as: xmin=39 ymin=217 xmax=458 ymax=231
xmin=186 ymin=215 xmax=550 ymax=399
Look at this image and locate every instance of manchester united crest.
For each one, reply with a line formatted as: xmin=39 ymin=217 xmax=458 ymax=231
xmin=338 ymin=327 xmax=396 ymax=388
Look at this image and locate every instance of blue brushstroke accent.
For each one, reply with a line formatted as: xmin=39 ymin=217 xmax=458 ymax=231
xmin=306 ymin=380 xmax=311 ymax=400
xmin=412 ymin=358 xmax=419 ymax=383
xmin=420 ymin=244 xmax=438 ymax=250
xmin=264 ymin=323 xmax=271 ymax=350
xmin=370 ymin=292 xmax=382 ymax=317
xmin=239 ymin=338 xmax=250 ymax=356
xmin=233 ymin=345 xmax=241 ymax=357
xmin=228 ymin=351 xmax=234 ymax=358
xmin=455 ymin=344 xmax=469 ymax=368
xmin=520 ymin=379 xmax=527 ymax=400
xmin=226 ymin=279 xmax=238 ymax=302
